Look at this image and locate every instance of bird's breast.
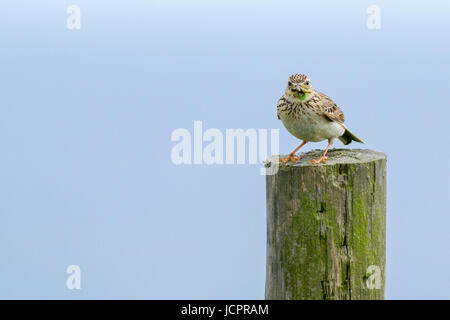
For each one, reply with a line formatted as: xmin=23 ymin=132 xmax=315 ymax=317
xmin=279 ymin=103 xmax=344 ymax=142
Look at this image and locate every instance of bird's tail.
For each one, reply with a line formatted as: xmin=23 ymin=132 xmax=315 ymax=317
xmin=338 ymin=125 xmax=365 ymax=145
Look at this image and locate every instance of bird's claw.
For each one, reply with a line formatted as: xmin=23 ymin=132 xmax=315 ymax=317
xmin=279 ymin=155 xmax=300 ymax=165
xmin=310 ymin=156 xmax=327 ymax=164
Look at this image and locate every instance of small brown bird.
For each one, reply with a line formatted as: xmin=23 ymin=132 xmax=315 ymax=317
xmin=277 ymin=74 xmax=365 ymax=164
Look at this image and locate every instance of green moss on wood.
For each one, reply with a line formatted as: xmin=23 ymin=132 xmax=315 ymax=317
xmin=265 ymin=150 xmax=386 ymax=300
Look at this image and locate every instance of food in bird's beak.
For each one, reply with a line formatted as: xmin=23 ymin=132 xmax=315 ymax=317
xmin=291 ymin=88 xmax=305 ymax=98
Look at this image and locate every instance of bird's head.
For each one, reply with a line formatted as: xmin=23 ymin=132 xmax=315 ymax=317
xmin=285 ymin=74 xmax=313 ymax=102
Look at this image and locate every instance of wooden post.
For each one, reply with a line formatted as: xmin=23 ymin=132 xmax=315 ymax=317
xmin=265 ymin=149 xmax=386 ymax=300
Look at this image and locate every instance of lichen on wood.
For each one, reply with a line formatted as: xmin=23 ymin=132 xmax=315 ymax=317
xmin=265 ymin=149 xmax=386 ymax=300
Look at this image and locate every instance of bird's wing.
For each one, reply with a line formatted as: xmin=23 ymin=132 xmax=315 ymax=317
xmin=276 ymin=96 xmax=288 ymax=120
xmin=317 ymin=92 xmax=345 ymax=123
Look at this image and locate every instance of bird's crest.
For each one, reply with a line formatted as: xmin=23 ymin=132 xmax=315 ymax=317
xmin=289 ymin=74 xmax=308 ymax=84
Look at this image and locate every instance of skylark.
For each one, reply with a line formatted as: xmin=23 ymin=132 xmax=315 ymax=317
xmin=277 ymin=74 xmax=365 ymax=164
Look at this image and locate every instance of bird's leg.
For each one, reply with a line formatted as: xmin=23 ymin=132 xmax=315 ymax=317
xmin=311 ymin=139 xmax=333 ymax=164
xmin=280 ymin=141 xmax=307 ymax=164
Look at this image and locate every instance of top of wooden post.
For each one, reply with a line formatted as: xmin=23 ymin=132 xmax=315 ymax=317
xmin=266 ymin=149 xmax=386 ymax=168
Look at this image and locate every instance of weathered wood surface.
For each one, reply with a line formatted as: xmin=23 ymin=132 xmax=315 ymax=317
xmin=265 ymin=149 xmax=386 ymax=300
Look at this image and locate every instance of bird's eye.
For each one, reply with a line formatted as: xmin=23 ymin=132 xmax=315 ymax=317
xmin=288 ymin=81 xmax=292 ymax=86
xmin=305 ymin=81 xmax=310 ymax=85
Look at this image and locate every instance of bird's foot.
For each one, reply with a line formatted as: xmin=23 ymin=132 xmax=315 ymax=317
xmin=310 ymin=156 xmax=327 ymax=164
xmin=279 ymin=155 xmax=300 ymax=165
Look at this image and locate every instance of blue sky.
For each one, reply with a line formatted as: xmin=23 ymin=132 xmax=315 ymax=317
xmin=0 ymin=0 xmax=449 ymax=299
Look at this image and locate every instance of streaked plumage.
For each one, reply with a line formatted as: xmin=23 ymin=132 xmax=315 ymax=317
xmin=277 ymin=74 xmax=364 ymax=164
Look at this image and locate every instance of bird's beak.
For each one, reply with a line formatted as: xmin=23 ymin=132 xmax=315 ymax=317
xmin=287 ymin=85 xmax=310 ymax=96
xmin=300 ymin=85 xmax=310 ymax=93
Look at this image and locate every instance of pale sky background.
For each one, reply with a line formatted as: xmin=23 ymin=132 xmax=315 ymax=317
xmin=0 ymin=0 xmax=449 ymax=299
